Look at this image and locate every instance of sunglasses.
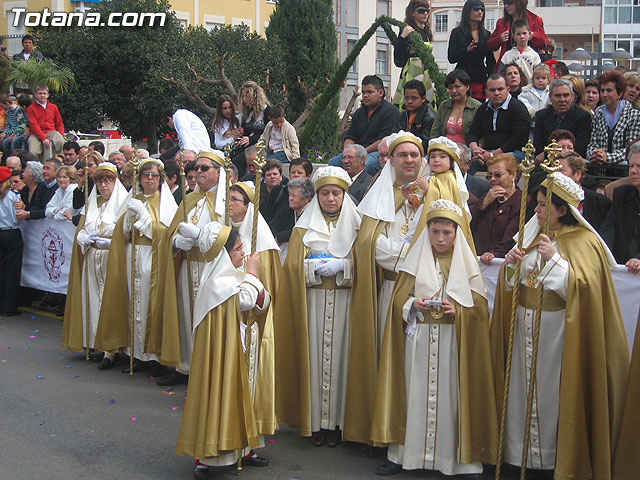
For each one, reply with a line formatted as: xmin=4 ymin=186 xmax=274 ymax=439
xmin=485 ymin=171 xmax=508 ymax=180
xmin=141 ymin=172 xmax=160 ymax=178
xmin=416 ymin=7 xmax=430 ymax=14
xmin=194 ymin=164 xmax=215 ymax=172
xmin=504 ymin=0 xmax=515 ymax=5
xmin=472 ymin=6 xmax=485 ymax=12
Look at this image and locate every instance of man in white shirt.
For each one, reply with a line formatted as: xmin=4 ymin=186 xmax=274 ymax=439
xmin=165 ymin=107 xmax=211 ymax=154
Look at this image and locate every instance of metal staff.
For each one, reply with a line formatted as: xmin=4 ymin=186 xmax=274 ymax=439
xmin=224 ymin=144 xmax=233 ymax=227
xmin=518 ymin=140 xmax=561 ymax=480
xmin=82 ymin=152 xmax=91 ymax=361
xmin=236 ymin=140 xmax=267 ymax=474
xmin=178 ymin=150 xmax=195 ymax=325
xmin=128 ymin=147 xmax=140 ymax=378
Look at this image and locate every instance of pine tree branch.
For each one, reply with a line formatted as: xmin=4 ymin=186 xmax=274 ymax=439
xmin=338 ymin=86 xmax=360 ymax=138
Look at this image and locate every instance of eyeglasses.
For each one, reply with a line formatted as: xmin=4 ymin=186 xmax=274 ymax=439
xmin=95 ymin=178 xmax=114 ymax=185
xmin=141 ymin=172 xmax=160 ymax=178
xmin=416 ymin=7 xmax=430 ymax=14
xmin=504 ymin=0 xmax=515 ymax=5
xmin=472 ymin=6 xmax=485 ymax=12
xmin=394 ymin=152 xmax=422 ymax=160
xmin=485 ymin=171 xmax=508 ymax=180
xmin=87 ymin=162 xmax=96 ymax=168
xmin=195 ymin=164 xmax=216 ymax=172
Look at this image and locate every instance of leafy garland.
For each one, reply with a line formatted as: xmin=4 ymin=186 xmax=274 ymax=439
xmin=299 ymin=14 xmax=448 ymax=151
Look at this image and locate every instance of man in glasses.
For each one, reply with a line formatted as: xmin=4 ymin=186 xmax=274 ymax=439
xmin=156 ymin=150 xmax=227 ymax=387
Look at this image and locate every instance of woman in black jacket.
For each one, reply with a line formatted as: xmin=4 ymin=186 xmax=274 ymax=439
xmin=447 ymin=0 xmax=495 ymax=101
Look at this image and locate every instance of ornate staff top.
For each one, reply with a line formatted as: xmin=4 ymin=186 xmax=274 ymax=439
xmin=251 ymin=140 xmax=267 ymax=254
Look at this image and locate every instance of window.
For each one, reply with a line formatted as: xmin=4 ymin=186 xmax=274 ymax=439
xmin=204 ymin=14 xmax=225 ymax=31
xmin=376 ymin=0 xmax=390 ymax=17
xmin=435 ymin=13 xmax=448 ymax=33
xmin=347 ymin=39 xmax=358 ymax=73
xmin=346 ymin=0 xmax=358 ymax=27
xmin=484 ymin=9 xmax=495 ymax=31
xmin=74 ymin=1 xmax=92 ymax=13
xmin=454 ymin=9 xmax=462 ymax=27
xmin=376 ymin=44 xmax=388 ymax=75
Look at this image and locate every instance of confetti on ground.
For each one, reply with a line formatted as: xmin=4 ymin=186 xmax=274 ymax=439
xmin=268 ymin=439 xmax=275 ymax=444
xmin=36 ymin=376 xmax=43 ymax=379
xmin=1 ymin=360 xmax=6 ymax=363
xmin=148 ymin=376 xmax=155 ymax=380
xmin=29 ymin=335 xmax=36 ymax=339
xmin=33 ymin=330 xmax=39 ymax=333
xmin=40 ymin=421 xmax=45 ymax=425
xmin=109 ymin=399 xmax=115 ymax=404
xmin=65 ymin=365 xmax=72 ymax=369
xmin=167 ymin=387 xmax=173 ymax=392
xmin=31 ymin=316 xmax=35 ymax=319
xmin=72 ymin=376 xmax=79 ymax=379
xmin=171 ymin=407 xmax=179 ymax=411
xmin=129 ymin=417 xmax=136 ymax=421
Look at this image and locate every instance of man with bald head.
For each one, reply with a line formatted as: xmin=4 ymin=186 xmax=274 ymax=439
xmin=5 ymin=156 xmax=21 ymax=171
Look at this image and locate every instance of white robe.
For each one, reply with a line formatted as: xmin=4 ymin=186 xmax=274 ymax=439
xmin=304 ymin=220 xmax=353 ymax=432
xmin=387 ymin=258 xmax=483 ymax=475
xmin=45 ymin=184 xmax=79 ymax=221
xmin=504 ymin=242 xmax=569 ymax=470
xmin=76 ymin=202 xmax=115 ymax=349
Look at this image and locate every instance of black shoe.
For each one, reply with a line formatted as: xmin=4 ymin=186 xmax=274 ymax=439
xmin=89 ymin=351 xmax=105 ymax=362
xmin=193 ymin=466 xmax=211 ymax=479
xmin=98 ymin=357 xmax=113 ymax=370
xmin=148 ymin=361 xmax=168 ymax=377
xmin=242 ymin=454 xmax=269 ymax=467
xmin=121 ymin=360 xmax=149 ymax=373
xmin=376 ymin=461 xmax=402 ymax=476
xmin=0 ymin=311 xmax=20 ymax=317
xmin=156 ymin=371 xmax=189 ymax=386
xmin=457 ymin=474 xmax=484 ymax=479
xmin=367 ymin=446 xmax=387 ymax=458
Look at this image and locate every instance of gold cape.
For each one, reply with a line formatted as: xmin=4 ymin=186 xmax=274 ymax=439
xmin=175 ymin=295 xmax=260 ymax=458
xmin=94 ymin=192 xmax=180 ymax=365
xmin=60 ymin=214 xmax=87 ymax=352
xmin=612 ymin=311 xmax=640 ymax=479
xmin=275 ymin=226 xmax=355 ymax=436
xmin=370 ymin=254 xmax=498 ymax=464
xmin=342 ymin=185 xmax=406 ymax=444
xmin=491 ymin=225 xmax=629 ymax=480
xmin=411 ymin=170 xmax=476 ymax=254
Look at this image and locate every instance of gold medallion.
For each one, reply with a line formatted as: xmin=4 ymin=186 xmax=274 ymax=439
xmin=431 ymin=306 xmax=444 ymax=319
xmin=399 ymin=223 xmax=411 ymax=237
xmin=526 ymin=266 xmax=539 ymax=287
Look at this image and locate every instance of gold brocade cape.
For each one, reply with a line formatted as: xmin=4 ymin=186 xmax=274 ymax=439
xmin=410 ymin=170 xmax=476 ymax=254
xmin=61 ymin=214 xmax=87 ymax=352
xmin=491 ymin=225 xmax=629 ymax=480
xmin=370 ymin=255 xmax=499 ymax=464
xmin=342 ymin=185 xmax=406 ymax=445
xmin=94 ymin=192 xmax=180 ymax=365
xmin=612 ymin=311 xmax=640 ymax=479
xmin=274 ymin=226 xmax=353 ymax=436
xmin=175 ymin=295 xmax=260 ymax=458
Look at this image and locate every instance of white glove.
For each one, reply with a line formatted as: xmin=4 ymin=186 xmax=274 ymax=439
xmin=86 ymin=231 xmax=100 ymax=245
xmin=126 ymin=198 xmax=145 ymax=216
xmin=173 ymin=234 xmax=194 ymax=251
xmin=94 ymin=237 xmax=111 ymax=249
xmin=314 ymin=257 xmax=344 ymax=277
xmin=178 ymin=222 xmax=201 ymax=240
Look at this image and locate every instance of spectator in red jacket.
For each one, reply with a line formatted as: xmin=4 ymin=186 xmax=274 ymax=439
xmin=27 ymin=84 xmax=65 ymax=161
xmin=487 ymin=0 xmax=547 ymax=70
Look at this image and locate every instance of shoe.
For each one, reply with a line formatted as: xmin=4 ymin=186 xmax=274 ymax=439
xmin=89 ymin=351 xmax=105 ymax=362
xmin=242 ymin=453 xmax=269 ymax=467
xmin=312 ymin=430 xmax=327 ymax=447
xmin=366 ymin=446 xmax=387 ymax=458
xmin=525 ymin=469 xmax=554 ymax=480
xmin=193 ymin=466 xmax=210 ymax=479
xmin=0 ymin=311 xmax=20 ymax=317
xmin=457 ymin=474 xmax=484 ymax=479
xmin=156 ymin=371 xmax=189 ymax=386
xmin=121 ymin=360 xmax=149 ymax=373
xmin=98 ymin=357 xmax=114 ymax=370
xmin=148 ymin=361 xmax=168 ymax=377
xmin=375 ymin=460 xmax=403 ymax=476
xmin=326 ymin=429 xmax=341 ymax=447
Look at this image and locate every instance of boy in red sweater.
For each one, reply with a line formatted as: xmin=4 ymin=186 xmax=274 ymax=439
xmin=27 ymin=84 xmax=64 ymax=161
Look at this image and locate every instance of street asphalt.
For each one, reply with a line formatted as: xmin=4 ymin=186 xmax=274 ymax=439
xmin=1 ymin=310 xmax=522 ymax=480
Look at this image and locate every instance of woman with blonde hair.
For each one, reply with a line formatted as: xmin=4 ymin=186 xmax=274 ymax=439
xmin=46 ymin=165 xmax=79 ymax=221
xmin=623 ymin=71 xmax=640 ymax=109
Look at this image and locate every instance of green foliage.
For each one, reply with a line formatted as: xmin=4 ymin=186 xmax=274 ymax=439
xmin=299 ymin=15 xmax=448 ymax=149
xmin=266 ymin=0 xmax=338 ymax=153
xmin=7 ymin=58 xmax=75 ymax=94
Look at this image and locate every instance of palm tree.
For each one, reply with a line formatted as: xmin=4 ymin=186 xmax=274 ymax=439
xmin=7 ymin=58 xmax=75 ymax=93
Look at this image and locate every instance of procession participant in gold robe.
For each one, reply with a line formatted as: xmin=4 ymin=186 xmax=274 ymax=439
xmin=612 ymin=310 xmax=640 ymax=480
xmin=94 ymin=158 xmax=179 ymax=372
xmin=175 ymin=226 xmax=271 ymax=477
xmin=493 ymin=172 xmax=628 ymax=480
xmin=372 ymin=199 xmax=497 ymax=477
xmin=275 ymin=166 xmax=361 ymax=448
xmin=228 ymin=181 xmax=280 ymax=436
xmin=61 ymin=162 xmax=128 ymax=369
xmin=344 ymin=131 xmax=428 ymax=447
xmin=155 ymin=150 xmax=228 ymax=387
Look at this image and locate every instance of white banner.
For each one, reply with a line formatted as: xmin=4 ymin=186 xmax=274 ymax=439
xmin=480 ymin=260 xmax=640 ymax=351
xmin=19 ymin=218 xmax=76 ymax=295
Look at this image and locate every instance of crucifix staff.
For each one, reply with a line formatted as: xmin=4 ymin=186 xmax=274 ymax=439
xmin=82 ymin=151 xmax=91 ymax=361
xmin=127 ymin=147 xmax=140 ymax=378
xmin=178 ymin=150 xmax=195 ymax=325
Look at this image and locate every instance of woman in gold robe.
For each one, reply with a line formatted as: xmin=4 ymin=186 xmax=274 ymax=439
xmin=492 ymin=172 xmax=628 ymax=479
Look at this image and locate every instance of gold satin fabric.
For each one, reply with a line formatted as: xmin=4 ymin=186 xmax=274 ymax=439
xmin=60 ymin=214 xmax=87 ymax=352
xmin=491 ymin=225 xmax=629 ymax=480
xmin=342 ymin=186 xmax=406 ymax=445
xmin=612 ymin=311 xmax=640 ymax=479
xmin=175 ymin=296 xmax=259 ymax=458
xmin=371 ymin=255 xmax=499 ymax=465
